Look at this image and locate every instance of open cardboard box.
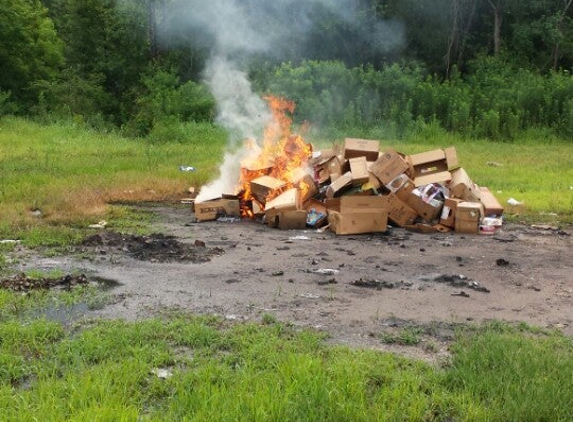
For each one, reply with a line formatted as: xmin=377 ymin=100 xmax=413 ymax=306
xmin=407 ymin=147 xmax=458 ymax=186
xmin=343 ymin=138 xmax=380 ymax=161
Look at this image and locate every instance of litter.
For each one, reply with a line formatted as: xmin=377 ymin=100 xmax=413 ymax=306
xmin=507 ymin=197 xmax=523 ymax=206
xmin=311 ymin=269 xmax=340 ymax=275
xmin=179 ymin=165 xmax=196 ymax=172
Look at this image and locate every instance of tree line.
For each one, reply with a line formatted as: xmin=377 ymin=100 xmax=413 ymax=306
xmin=1 ymin=0 xmax=572 ymax=139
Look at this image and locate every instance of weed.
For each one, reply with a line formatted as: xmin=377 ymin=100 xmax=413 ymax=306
xmin=379 ymin=327 xmax=423 ymax=345
xmin=261 ymin=313 xmax=277 ymax=325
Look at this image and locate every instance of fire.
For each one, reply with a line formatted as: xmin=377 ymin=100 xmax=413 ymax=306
xmin=238 ymin=96 xmax=313 ymax=217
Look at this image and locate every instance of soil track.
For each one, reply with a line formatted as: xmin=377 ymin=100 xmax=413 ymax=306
xmin=9 ymin=204 xmax=573 ymax=358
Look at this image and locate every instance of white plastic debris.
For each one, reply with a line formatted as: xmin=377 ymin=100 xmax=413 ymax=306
xmin=288 ymin=235 xmax=311 ymax=240
xmin=151 ymin=368 xmax=173 ymax=379
xmin=507 ymin=198 xmax=523 ymax=206
xmin=88 ymin=220 xmax=107 ymax=229
xmin=0 ymin=239 xmax=20 ymax=244
xmin=179 ymin=165 xmax=196 ymax=172
xmin=311 ymin=269 xmax=340 ymax=275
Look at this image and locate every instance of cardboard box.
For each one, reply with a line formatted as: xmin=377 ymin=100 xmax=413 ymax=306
xmin=328 ymin=210 xmax=388 ymax=235
xmin=366 ymin=171 xmax=382 ymax=190
xmin=305 ymin=199 xmax=328 ymax=228
xmin=408 ymin=147 xmax=458 ymax=182
xmin=370 ymin=149 xmax=410 ymax=185
xmin=405 ymin=188 xmax=444 ymax=222
xmin=326 ymin=171 xmax=353 ymax=198
xmin=194 ymin=199 xmax=241 ymax=222
xmin=385 ymin=173 xmax=412 ymax=193
xmin=265 ymin=188 xmax=300 ymax=211
xmin=316 ymin=155 xmax=343 ymax=184
xmin=455 ymin=201 xmax=484 ymax=234
xmin=478 ymin=186 xmax=504 ymax=216
xmin=449 ymin=168 xmax=480 ymax=201
xmin=326 ymin=195 xmax=387 ymax=212
xmin=250 ymin=176 xmax=287 ymax=203
xmin=241 ymin=164 xmax=273 ymax=180
xmin=384 ymin=193 xmax=418 ymax=227
xmin=413 ymin=171 xmax=452 ymax=187
xmin=395 ymin=178 xmax=416 ymax=203
xmin=439 ymin=197 xmax=463 ymax=228
xmin=349 ymin=156 xmax=370 ymax=186
xmin=266 ymin=209 xmax=307 ymax=230
xmin=343 ymin=138 xmax=380 ymax=161
xmin=289 ymin=168 xmax=318 ymax=202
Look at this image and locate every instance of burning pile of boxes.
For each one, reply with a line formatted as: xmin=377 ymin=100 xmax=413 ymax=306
xmin=194 ymin=138 xmax=504 ymax=235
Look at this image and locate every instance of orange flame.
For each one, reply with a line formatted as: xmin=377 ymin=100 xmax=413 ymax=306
xmin=238 ymin=96 xmax=313 ymax=216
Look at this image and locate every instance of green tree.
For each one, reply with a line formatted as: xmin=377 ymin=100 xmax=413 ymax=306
xmin=0 ymin=0 xmax=63 ymax=109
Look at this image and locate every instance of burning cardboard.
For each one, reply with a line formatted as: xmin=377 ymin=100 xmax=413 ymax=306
xmin=194 ymin=95 xmax=503 ymax=235
xmin=250 ymin=176 xmax=287 ymax=204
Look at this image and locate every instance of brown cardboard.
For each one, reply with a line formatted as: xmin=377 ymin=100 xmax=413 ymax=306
xmin=408 ymin=147 xmax=458 ymax=179
xmin=343 ymin=138 xmax=380 ymax=161
xmin=289 ymin=169 xmax=319 ymax=202
xmin=250 ymin=176 xmax=287 ymax=203
xmin=478 ymin=186 xmax=504 ymax=216
xmin=413 ymin=171 xmax=452 ymax=187
xmin=455 ymin=201 xmax=484 ymax=234
xmin=266 ymin=209 xmax=307 ymax=230
xmin=395 ymin=178 xmax=416 ymax=202
xmin=328 ymin=210 xmax=388 ymax=235
xmin=316 ymin=156 xmax=343 ymax=184
xmin=449 ymin=168 xmax=480 ymax=201
xmin=385 ymin=173 xmax=412 ymax=193
xmin=405 ymin=189 xmax=444 ymax=222
xmin=370 ymin=149 xmax=410 ymax=185
xmin=366 ymin=171 xmax=382 ymax=190
xmin=384 ymin=193 xmax=418 ymax=227
xmin=265 ymin=188 xmax=300 ymax=211
xmin=349 ymin=156 xmax=370 ymax=186
xmin=194 ymin=199 xmax=241 ymax=222
xmin=439 ymin=198 xmax=463 ymax=228
xmin=326 ymin=195 xmax=387 ymax=212
xmin=444 ymin=147 xmax=459 ymax=170
xmin=326 ymin=171 xmax=353 ymax=198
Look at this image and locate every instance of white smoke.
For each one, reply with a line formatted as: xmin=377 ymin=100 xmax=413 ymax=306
xmin=162 ymin=0 xmax=404 ymax=201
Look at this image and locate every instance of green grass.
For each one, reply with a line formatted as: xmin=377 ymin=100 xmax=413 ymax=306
xmin=0 ymin=116 xmax=227 ymax=243
xmin=0 ymin=293 xmax=571 ymax=421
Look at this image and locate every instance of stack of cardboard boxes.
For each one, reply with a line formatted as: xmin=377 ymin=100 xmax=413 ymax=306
xmin=194 ymin=138 xmax=504 ymax=235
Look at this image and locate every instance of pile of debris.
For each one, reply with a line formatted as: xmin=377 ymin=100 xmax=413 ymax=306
xmin=194 ymin=138 xmax=504 ymax=235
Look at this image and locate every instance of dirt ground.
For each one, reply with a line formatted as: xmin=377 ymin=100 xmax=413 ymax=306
xmin=7 ymin=204 xmax=573 ymax=360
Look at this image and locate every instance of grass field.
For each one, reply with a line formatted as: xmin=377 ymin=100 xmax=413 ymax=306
xmin=1 ymin=117 xmax=572 ymax=420
xmin=0 ymin=288 xmax=572 ymax=421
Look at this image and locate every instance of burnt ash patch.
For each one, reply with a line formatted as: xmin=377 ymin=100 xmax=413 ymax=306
xmin=1 ymin=273 xmax=90 ymax=292
xmin=81 ymin=232 xmax=224 ymax=263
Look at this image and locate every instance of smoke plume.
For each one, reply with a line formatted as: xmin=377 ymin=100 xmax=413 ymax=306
xmin=161 ymin=0 xmax=404 ymax=201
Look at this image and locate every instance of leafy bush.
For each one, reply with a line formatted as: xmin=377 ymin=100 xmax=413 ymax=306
xmin=126 ymin=69 xmax=215 ymax=137
xmin=254 ymin=58 xmax=573 ymax=140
